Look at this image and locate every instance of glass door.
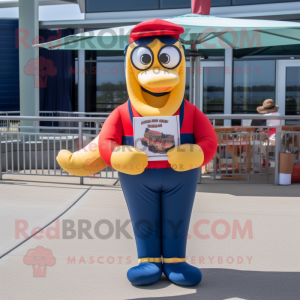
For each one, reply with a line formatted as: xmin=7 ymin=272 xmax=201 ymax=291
xmin=199 ymin=61 xmax=225 ymax=114
xmin=276 ymin=60 xmax=300 ymax=125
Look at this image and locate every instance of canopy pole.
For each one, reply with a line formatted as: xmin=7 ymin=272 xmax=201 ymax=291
xmin=224 ymin=48 xmax=233 ymax=126
xmin=189 ymin=55 xmax=195 ymax=105
xmin=78 ymin=28 xmax=86 ymax=116
xmin=189 ymin=42 xmax=201 ymax=106
xmin=195 ymin=56 xmax=201 ymax=110
xmin=19 ymin=0 xmax=39 ymax=133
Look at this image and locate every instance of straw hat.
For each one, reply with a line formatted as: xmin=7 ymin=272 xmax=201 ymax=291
xmin=257 ymin=99 xmax=279 ymax=114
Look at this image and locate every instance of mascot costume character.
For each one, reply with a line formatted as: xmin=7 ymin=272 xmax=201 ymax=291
xmin=57 ymin=19 xmax=217 ymax=286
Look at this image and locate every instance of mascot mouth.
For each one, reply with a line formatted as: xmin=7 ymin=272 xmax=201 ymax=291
xmin=141 ymin=86 xmax=170 ymax=97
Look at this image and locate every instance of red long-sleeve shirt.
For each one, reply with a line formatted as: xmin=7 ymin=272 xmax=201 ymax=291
xmin=98 ymin=100 xmax=217 ymax=169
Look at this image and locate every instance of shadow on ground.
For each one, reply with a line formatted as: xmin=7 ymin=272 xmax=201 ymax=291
xmin=197 ymin=179 xmax=300 ymax=197
xmin=131 ymin=268 xmax=300 ymax=300
xmin=0 ymin=179 xmax=121 ymax=190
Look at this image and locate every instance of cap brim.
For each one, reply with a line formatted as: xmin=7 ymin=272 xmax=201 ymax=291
xmin=257 ymin=105 xmax=279 ymax=114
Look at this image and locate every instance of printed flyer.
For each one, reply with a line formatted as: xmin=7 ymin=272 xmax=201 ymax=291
xmin=133 ymin=116 xmax=180 ymax=161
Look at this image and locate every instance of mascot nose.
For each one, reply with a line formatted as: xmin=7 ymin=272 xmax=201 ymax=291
xmin=138 ymin=68 xmax=179 ymax=88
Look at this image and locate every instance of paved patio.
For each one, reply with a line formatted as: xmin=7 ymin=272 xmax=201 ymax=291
xmin=0 ymin=176 xmax=299 ymax=300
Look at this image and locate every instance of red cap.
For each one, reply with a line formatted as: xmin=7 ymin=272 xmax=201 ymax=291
xmin=129 ymin=19 xmax=184 ymax=44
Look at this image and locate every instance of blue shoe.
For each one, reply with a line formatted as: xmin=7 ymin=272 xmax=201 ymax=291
xmin=163 ymin=262 xmax=202 ymax=286
xmin=127 ymin=262 xmax=162 ymax=286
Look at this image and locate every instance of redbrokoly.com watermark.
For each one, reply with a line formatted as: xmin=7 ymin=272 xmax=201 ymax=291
xmin=66 ymin=254 xmax=253 ymax=266
xmin=16 ymin=218 xmax=253 ymax=241
xmin=23 ymin=246 xmax=253 ymax=278
xmin=21 ymin=218 xmax=253 ymax=276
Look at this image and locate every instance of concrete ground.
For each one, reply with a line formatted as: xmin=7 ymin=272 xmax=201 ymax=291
xmin=0 ymin=175 xmax=299 ymax=300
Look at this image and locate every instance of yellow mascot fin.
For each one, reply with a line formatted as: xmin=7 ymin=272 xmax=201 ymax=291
xmin=56 ymin=135 xmax=107 ymax=176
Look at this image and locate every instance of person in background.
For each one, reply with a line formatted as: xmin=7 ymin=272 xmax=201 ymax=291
xmin=257 ymin=99 xmax=280 ymax=143
xmin=256 ymin=99 xmax=281 ymax=167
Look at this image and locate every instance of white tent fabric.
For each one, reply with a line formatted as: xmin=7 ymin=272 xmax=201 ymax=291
xmin=35 ymin=14 xmax=300 ymax=51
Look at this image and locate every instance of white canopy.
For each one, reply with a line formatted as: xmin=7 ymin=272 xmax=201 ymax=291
xmin=35 ymin=14 xmax=300 ymax=51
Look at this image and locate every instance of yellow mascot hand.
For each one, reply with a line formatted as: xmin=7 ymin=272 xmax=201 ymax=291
xmin=111 ymin=146 xmax=148 ymax=175
xmin=167 ymin=144 xmax=204 ymax=172
xmin=56 ymin=136 xmax=107 ymax=176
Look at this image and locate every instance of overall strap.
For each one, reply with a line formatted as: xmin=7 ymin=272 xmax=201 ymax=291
xmin=128 ymin=99 xmax=134 ymax=126
xmin=128 ymin=99 xmax=185 ymax=130
xmin=179 ymin=99 xmax=185 ymax=130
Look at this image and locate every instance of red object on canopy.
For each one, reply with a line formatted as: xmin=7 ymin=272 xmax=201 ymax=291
xmin=192 ymin=0 xmax=211 ymax=15
xmin=129 ymin=19 xmax=184 ymax=44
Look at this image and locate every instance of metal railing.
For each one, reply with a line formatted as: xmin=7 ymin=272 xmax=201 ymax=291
xmin=0 ymin=111 xmax=110 ymax=134
xmin=0 ymin=114 xmax=299 ymax=185
xmin=209 ymin=131 xmax=271 ymax=181
xmin=0 ymin=116 xmax=118 ymax=184
xmin=204 ymin=114 xmax=300 ymax=184
xmin=0 ymin=110 xmax=110 ymax=116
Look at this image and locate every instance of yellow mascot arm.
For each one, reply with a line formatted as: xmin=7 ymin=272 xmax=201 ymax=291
xmin=111 ymin=146 xmax=148 ymax=175
xmin=167 ymin=144 xmax=204 ymax=172
xmin=56 ymin=135 xmax=107 ymax=176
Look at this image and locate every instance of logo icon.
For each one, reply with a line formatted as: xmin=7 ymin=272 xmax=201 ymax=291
xmin=24 ymin=56 xmax=57 ymax=88
xmin=23 ymin=246 xmax=56 ymax=277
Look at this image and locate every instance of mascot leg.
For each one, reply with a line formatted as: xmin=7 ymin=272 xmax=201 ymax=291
xmin=119 ymin=170 xmax=163 ymax=286
xmin=161 ymin=168 xmax=202 ymax=286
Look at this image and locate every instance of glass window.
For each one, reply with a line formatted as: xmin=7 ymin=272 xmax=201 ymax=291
xmin=159 ymin=0 xmax=230 ymax=9
xmin=211 ymin=0 xmax=231 ymax=6
xmin=286 ymin=67 xmax=300 ymax=116
xmin=232 ymin=0 xmax=299 ymax=5
xmin=86 ymin=0 xmax=159 ymax=13
xmin=85 ymin=60 xmax=128 ymax=112
xmin=232 ymin=60 xmax=276 ymax=114
xmin=86 ymin=0 xmax=230 ymax=12
xmin=203 ymin=67 xmax=224 ymax=114
xmin=160 ymin=0 xmax=190 ymax=9
xmin=86 ymin=50 xmax=124 ymax=60
xmin=85 ymin=56 xmax=191 ymax=112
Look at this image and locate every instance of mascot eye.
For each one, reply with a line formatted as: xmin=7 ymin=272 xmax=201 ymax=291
xmin=131 ymin=46 xmax=153 ymax=71
xmin=158 ymin=45 xmax=181 ymax=69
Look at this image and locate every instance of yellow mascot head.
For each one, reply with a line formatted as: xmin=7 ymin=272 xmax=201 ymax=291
xmin=125 ymin=19 xmax=186 ymax=117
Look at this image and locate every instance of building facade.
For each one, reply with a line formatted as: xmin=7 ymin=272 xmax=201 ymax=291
xmin=0 ymin=0 xmax=300 ymax=125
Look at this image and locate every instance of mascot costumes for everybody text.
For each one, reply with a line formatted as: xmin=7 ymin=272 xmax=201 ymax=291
xmin=57 ymin=19 xmax=217 ymax=286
